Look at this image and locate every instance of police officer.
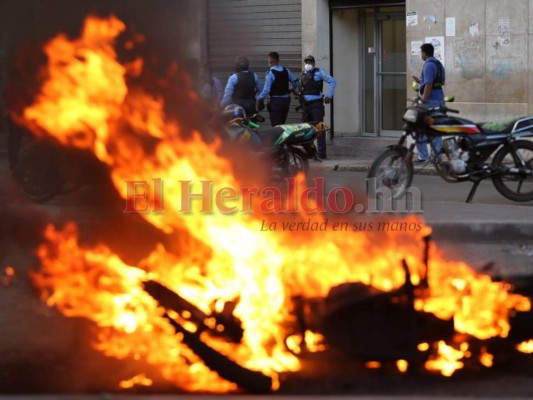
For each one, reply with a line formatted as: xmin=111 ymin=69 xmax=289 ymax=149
xmin=257 ymin=52 xmax=298 ymax=126
xmin=414 ymin=43 xmax=445 ymax=164
xmin=220 ymin=55 xmax=263 ymax=117
xmin=301 ymin=55 xmax=336 ymax=159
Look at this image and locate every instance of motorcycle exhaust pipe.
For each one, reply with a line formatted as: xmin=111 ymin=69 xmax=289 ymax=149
xmin=504 ymin=166 xmax=533 ymax=177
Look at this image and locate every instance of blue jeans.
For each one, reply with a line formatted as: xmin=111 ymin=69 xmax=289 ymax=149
xmin=416 ymin=99 xmax=444 ymax=160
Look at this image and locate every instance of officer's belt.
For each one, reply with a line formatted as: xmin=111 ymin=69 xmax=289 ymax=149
xmin=304 ymin=98 xmax=323 ymax=106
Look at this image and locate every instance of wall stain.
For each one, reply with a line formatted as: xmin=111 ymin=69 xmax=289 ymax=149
xmin=489 ymin=57 xmax=513 ymax=79
xmin=455 ymin=52 xmax=483 ymax=80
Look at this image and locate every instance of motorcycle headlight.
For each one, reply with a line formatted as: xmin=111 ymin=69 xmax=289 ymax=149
xmin=403 ymin=109 xmax=419 ymax=123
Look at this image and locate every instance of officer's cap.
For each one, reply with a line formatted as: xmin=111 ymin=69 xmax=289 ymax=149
xmin=304 ymin=55 xmax=315 ymax=62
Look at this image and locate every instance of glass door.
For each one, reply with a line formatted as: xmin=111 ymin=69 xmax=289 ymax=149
xmin=378 ymin=13 xmax=406 ymax=135
xmin=363 ymin=8 xmax=406 ymax=136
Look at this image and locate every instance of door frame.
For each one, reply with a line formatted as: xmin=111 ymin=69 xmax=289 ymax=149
xmin=361 ymin=8 xmax=406 ymax=137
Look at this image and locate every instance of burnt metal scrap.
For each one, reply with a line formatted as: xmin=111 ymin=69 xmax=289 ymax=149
xmin=320 ymin=282 xmax=454 ymax=364
xmin=164 ymin=313 xmax=272 ymax=394
xmin=143 ymin=280 xmax=243 ymax=343
xmin=296 ymin=257 xmax=454 ymax=364
xmin=142 ymin=234 xmax=533 ymax=391
xmin=143 ymin=280 xmax=272 ymax=393
xmin=295 ymin=236 xmax=533 ymax=371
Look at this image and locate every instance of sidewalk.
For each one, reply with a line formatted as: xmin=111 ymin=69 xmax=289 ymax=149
xmin=314 ymin=154 xmax=436 ymax=174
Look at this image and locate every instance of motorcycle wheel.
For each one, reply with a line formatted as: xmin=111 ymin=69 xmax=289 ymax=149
xmin=492 ymin=140 xmax=533 ymax=202
xmin=12 ymin=143 xmax=62 ymax=203
xmin=367 ymin=148 xmax=413 ymax=199
xmin=284 ymin=147 xmax=309 ymax=178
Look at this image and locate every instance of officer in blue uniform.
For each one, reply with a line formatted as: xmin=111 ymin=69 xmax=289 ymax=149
xmin=257 ymin=52 xmax=299 ymax=126
xmin=301 ymin=55 xmax=336 ymax=159
xmin=220 ymin=55 xmax=263 ymax=117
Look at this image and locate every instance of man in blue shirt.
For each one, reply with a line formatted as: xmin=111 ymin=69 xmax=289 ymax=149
xmin=199 ymin=64 xmax=224 ymax=103
xmin=301 ymin=55 xmax=336 ymax=159
xmin=257 ymin=52 xmax=299 ymax=126
xmin=220 ymin=55 xmax=263 ymax=117
xmin=414 ymin=43 xmax=445 ymax=164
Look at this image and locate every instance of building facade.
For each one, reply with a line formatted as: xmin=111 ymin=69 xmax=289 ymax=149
xmin=206 ymin=0 xmax=533 ymax=137
xmin=207 ymin=0 xmax=304 ymax=124
xmin=2 ymin=1 xmax=531 ymax=143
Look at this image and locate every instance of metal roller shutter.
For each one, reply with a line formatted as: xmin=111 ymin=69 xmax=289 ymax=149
xmin=330 ymin=0 xmax=404 ymax=8
xmin=208 ymin=0 xmax=303 ymax=124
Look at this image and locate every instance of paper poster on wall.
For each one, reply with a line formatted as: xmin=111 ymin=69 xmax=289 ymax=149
xmin=498 ymin=17 xmax=511 ymax=32
xmin=411 ymin=40 xmax=424 ymax=56
xmin=445 ymin=17 xmax=456 ymax=36
xmin=469 ymin=22 xmax=480 ymax=36
xmin=425 ymin=36 xmax=445 ymax=66
xmin=406 ymin=11 xmax=418 ymax=27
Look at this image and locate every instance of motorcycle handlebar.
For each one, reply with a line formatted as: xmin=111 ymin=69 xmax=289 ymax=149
xmin=408 ymin=97 xmax=460 ymax=115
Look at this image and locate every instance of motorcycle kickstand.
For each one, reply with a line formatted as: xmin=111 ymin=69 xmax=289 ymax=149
xmin=466 ymin=179 xmax=481 ymax=203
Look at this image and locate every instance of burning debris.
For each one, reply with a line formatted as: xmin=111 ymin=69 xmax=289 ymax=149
xmin=517 ymin=340 xmax=533 ymax=354
xmin=30 ymin=222 xmax=533 ymax=392
xmin=1 ymin=266 xmax=15 ymax=286
xmin=119 ymin=373 xmax=152 ymax=390
xmin=8 ymin=14 xmax=532 ymax=393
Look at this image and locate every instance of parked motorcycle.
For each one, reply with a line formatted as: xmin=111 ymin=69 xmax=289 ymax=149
xmin=10 ymin=132 xmax=108 ymax=203
xmin=224 ymin=104 xmax=325 ymax=179
xmin=367 ymin=96 xmax=533 ymax=203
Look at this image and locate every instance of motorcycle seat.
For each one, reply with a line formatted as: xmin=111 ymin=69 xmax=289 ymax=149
xmin=478 ymin=118 xmax=519 ymax=134
xmin=255 ymin=127 xmax=285 ymax=146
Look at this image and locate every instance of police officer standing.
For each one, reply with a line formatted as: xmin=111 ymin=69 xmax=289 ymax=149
xmin=301 ymin=55 xmax=336 ymax=159
xmin=220 ymin=55 xmax=263 ymax=117
xmin=257 ymin=52 xmax=299 ymax=126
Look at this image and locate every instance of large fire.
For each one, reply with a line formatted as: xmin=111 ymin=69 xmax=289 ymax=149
xmin=20 ymin=15 xmax=531 ymax=391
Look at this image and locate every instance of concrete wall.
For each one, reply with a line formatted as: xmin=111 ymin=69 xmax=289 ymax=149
xmin=331 ymin=9 xmax=361 ymax=135
xmin=302 ymin=0 xmax=334 ymax=131
xmin=406 ymin=0 xmax=531 ymax=122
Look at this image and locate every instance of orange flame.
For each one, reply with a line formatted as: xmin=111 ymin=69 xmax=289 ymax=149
xmin=396 ymin=359 xmax=409 ymax=373
xmin=119 ymin=373 xmax=153 ymax=389
xmin=425 ymin=341 xmax=468 ymax=377
xmin=22 ymin=15 xmax=531 ymax=390
xmin=479 ymin=346 xmax=494 ymax=368
xmin=517 ymin=339 xmax=533 ymax=354
xmin=2 ymin=266 xmax=15 ymax=286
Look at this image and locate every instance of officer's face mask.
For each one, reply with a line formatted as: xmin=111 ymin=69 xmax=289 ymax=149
xmin=304 ymin=63 xmax=314 ymax=72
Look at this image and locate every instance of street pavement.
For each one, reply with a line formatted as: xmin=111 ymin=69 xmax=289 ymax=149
xmin=312 ymin=155 xmax=533 ymax=239
xmin=3 ymin=147 xmax=532 ymax=236
xmin=306 ymin=156 xmax=533 ymax=280
xmin=2 ymin=150 xmax=532 ymax=276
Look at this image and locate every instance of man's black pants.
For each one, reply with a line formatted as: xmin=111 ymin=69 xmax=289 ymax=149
xmin=268 ymin=97 xmax=290 ymax=126
xmin=235 ymin=99 xmax=257 ymax=117
xmin=303 ymin=101 xmax=326 ymax=157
